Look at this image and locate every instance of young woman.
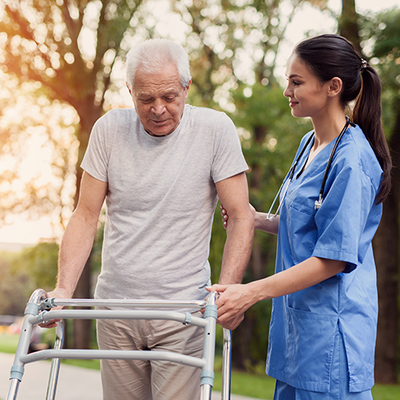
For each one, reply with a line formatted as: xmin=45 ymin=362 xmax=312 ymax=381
xmin=209 ymin=34 xmax=392 ymax=399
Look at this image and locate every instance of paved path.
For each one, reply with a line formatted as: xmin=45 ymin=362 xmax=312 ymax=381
xmin=0 ymin=353 xmax=258 ymax=400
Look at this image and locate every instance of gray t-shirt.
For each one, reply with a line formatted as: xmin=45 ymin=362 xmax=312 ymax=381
xmin=81 ymin=104 xmax=248 ymax=302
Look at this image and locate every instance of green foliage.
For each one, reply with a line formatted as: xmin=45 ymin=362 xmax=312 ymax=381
xmin=13 ymin=242 xmax=59 ymax=291
xmin=0 ymin=251 xmax=30 ymax=315
xmin=230 ymin=82 xmax=313 ymax=207
xmin=372 ymin=9 xmax=400 ymax=134
xmin=0 ymin=242 xmax=59 ymax=315
xmin=359 ymin=9 xmax=400 ymax=133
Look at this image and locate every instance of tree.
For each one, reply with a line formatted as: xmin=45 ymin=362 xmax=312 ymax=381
xmin=0 ymin=74 xmax=79 ymax=234
xmin=334 ymin=2 xmax=400 ymax=383
xmin=362 ymin=8 xmax=400 ymax=384
xmin=0 ymin=0 xmax=145 ymax=348
xmin=338 ymin=0 xmax=362 ymax=55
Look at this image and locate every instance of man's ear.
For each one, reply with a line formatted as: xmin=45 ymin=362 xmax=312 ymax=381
xmin=328 ymin=77 xmax=342 ymax=97
xmin=126 ymin=83 xmax=132 ymax=96
xmin=184 ymin=79 xmax=192 ymax=99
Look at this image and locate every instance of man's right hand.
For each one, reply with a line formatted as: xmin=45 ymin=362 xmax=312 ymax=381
xmin=39 ymin=287 xmax=72 ymax=328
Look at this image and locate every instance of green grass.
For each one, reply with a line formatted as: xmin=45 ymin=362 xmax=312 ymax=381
xmin=1 ymin=333 xmax=400 ymax=399
xmin=214 ymin=369 xmax=275 ymax=399
xmin=0 ymin=333 xmax=19 ymax=353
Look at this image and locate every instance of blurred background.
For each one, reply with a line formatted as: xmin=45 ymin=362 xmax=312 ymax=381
xmin=0 ymin=0 xmax=399 ymax=388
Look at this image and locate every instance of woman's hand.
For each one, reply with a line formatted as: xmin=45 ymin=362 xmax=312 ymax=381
xmin=206 ymin=283 xmax=257 ymax=330
xmin=220 ymin=204 xmax=229 ymax=229
xmin=220 ymin=203 xmax=256 ymax=230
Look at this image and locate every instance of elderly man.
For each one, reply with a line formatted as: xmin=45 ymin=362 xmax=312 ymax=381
xmin=48 ymin=39 xmax=253 ymax=400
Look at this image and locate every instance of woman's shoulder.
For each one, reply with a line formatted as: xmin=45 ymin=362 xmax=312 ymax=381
xmin=337 ymin=124 xmax=382 ymax=184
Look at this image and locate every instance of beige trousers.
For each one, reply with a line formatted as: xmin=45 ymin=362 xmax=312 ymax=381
xmin=96 ymin=311 xmax=204 ymax=400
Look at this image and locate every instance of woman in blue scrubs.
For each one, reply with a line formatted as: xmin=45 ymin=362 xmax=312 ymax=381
xmin=209 ymin=34 xmax=392 ymax=399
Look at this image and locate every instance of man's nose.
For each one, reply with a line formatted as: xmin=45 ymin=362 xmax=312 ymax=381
xmin=151 ymin=99 xmax=166 ymax=116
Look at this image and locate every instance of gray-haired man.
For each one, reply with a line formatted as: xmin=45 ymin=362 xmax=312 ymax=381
xmin=47 ymin=39 xmax=254 ymax=400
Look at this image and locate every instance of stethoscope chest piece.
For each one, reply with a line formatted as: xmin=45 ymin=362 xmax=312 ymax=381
xmin=314 ymin=195 xmax=323 ymax=210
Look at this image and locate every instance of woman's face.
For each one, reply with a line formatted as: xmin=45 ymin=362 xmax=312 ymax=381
xmin=283 ymin=53 xmax=332 ymax=120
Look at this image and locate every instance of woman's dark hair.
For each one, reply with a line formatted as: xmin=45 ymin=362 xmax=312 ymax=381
xmin=294 ymin=34 xmax=391 ymax=203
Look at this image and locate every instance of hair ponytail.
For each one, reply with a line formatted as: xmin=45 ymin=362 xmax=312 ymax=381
xmin=352 ymin=66 xmax=392 ymax=203
xmin=294 ymin=34 xmax=392 ymax=203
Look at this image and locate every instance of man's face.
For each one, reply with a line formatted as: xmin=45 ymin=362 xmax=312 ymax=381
xmin=129 ymin=63 xmax=190 ymax=137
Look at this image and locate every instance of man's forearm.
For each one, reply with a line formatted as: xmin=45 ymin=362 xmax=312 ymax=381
xmin=56 ymin=211 xmax=98 ymax=296
xmin=218 ymin=217 xmax=254 ymax=285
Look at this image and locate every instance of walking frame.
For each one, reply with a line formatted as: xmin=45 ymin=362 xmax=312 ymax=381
xmin=6 ymin=289 xmax=232 ymax=400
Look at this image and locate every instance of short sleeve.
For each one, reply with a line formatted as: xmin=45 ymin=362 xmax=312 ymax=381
xmin=312 ymin=163 xmax=377 ymax=273
xmin=211 ymin=113 xmax=248 ymax=183
xmin=81 ymin=114 xmax=111 ymax=182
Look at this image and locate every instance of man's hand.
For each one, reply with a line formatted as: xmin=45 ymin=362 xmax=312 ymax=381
xmin=38 ymin=287 xmax=72 ymax=328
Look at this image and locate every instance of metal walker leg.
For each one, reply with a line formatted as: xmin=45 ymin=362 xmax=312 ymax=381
xmin=7 ymin=289 xmax=48 ymax=400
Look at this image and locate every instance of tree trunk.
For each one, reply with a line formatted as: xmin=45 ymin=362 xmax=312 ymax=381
xmin=374 ymin=111 xmax=400 ymax=384
xmin=339 ymin=0 xmax=363 ymax=55
xmin=338 ymin=0 xmax=399 ymax=384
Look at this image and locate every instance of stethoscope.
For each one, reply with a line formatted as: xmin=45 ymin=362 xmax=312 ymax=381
xmin=266 ymin=116 xmax=355 ymax=221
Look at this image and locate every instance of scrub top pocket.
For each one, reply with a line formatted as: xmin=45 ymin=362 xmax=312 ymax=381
xmin=285 ymin=306 xmax=338 ymax=393
xmin=287 ymin=204 xmax=317 ymax=264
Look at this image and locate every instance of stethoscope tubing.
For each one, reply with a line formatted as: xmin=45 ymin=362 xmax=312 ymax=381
xmin=267 ymin=117 xmax=354 ymax=220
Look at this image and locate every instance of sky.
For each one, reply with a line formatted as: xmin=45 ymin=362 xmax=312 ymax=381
xmin=0 ymin=0 xmax=398 ymax=245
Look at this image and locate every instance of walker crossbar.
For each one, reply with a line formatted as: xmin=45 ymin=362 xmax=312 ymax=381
xmin=30 ymin=310 xmax=209 ymax=327
xmin=20 ymin=349 xmax=207 ymax=368
xmin=7 ymin=288 xmax=232 ymax=400
xmin=40 ymin=298 xmax=207 ymax=310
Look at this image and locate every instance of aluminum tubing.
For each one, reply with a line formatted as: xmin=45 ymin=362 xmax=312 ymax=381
xmin=201 ymin=384 xmax=213 ymax=400
xmin=200 ymin=292 xmax=218 ymax=399
xmin=20 ymin=349 xmax=207 ymax=369
xmin=43 ymin=298 xmax=206 ymax=310
xmin=45 ymin=321 xmax=65 ymax=400
xmin=221 ymin=329 xmax=232 ymax=400
xmin=30 ymin=309 xmax=209 ymax=327
xmin=6 ymin=289 xmax=49 ymax=400
xmin=6 ymin=379 xmax=20 ymax=400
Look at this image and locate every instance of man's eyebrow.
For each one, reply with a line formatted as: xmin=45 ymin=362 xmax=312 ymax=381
xmin=137 ymin=90 xmax=179 ymax=98
xmin=136 ymin=93 xmax=152 ymax=98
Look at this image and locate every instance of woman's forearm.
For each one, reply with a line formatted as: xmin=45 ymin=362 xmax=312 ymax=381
xmin=212 ymin=257 xmax=346 ymax=330
xmin=254 ymin=212 xmax=279 ymax=235
xmin=248 ymin=257 xmax=346 ymax=303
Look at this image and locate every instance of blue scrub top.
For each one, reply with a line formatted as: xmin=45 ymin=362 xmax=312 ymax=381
xmin=265 ymin=124 xmax=382 ymax=393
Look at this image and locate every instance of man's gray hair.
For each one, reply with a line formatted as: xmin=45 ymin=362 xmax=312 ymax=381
xmin=126 ymin=39 xmax=191 ymax=91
